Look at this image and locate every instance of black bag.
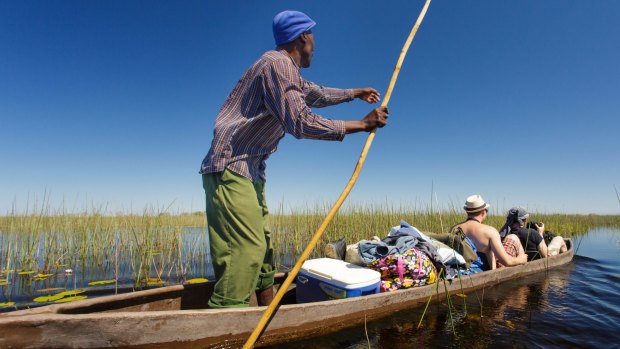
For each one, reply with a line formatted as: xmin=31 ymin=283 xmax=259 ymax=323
xmin=543 ymin=231 xmax=557 ymax=245
xmin=324 ymin=237 xmax=347 ymax=260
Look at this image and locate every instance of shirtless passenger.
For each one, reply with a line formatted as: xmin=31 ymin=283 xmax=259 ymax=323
xmin=457 ymin=195 xmax=527 ymax=270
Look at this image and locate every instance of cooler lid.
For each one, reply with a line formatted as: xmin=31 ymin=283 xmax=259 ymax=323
xmin=300 ymin=258 xmax=380 ymax=288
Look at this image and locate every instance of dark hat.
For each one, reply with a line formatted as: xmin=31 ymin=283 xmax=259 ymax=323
xmin=507 ymin=206 xmax=529 ymax=224
xmin=272 ymin=10 xmax=316 ymax=46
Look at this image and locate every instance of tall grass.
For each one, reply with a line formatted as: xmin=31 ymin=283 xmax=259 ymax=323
xmin=0 ymin=205 xmax=207 ymax=293
xmin=1 ymin=202 xmax=619 ymax=282
xmin=269 ymin=203 xmax=620 ymax=269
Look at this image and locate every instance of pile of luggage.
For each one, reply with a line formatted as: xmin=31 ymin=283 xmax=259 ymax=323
xmin=323 ymin=220 xmax=478 ymax=292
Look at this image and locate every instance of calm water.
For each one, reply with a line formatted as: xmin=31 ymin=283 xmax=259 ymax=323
xmin=270 ymin=228 xmax=620 ymax=348
xmin=0 ymin=227 xmax=215 ymax=312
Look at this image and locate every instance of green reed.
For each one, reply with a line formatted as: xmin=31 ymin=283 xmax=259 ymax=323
xmin=1 ymin=202 xmax=619 ymax=282
xmin=0 ymin=206 xmax=208 ymax=291
xmin=269 ymin=204 xmax=620 ymax=269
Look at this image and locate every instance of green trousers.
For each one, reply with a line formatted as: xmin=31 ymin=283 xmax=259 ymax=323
xmin=202 ymin=169 xmax=275 ymax=308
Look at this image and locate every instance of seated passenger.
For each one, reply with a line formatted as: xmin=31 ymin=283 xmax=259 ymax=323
xmin=498 ymin=207 xmax=567 ymax=260
xmin=457 ymin=195 xmax=527 ymax=270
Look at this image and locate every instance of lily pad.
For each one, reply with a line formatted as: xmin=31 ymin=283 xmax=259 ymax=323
xmin=34 ymin=273 xmax=55 ymax=280
xmin=56 ymin=289 xmax=85 ymax=297
xmin=0 ymin=269 xmax=15 ymax=274
xmin=0 ymin=301 xmax=15 ymax=307
xmin=0 ymin=280 xmax=10 ymax=286
xmin=34 ymin=294 xmax=65 ymax=302
xmin=18 ymin=271 xmax=36 ymax=275
xmin=34 ymin=273 xmax=54 ymax=278
xmin=88 ymin=279 xmax=116 ymax=286
xmin=186 ymin=278 xmax=209 ymax=284
xmin=55 ymin=295 xmax=88 ymax=303
xmin=146 ymin=278 xmax=165 ymax=286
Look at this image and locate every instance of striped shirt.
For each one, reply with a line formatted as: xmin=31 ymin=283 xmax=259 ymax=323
xmin=200 ymin=49 xmax=354 ymax=182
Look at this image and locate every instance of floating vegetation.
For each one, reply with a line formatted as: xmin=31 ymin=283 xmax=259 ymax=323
xmin=88 ymin=279 xmax=116 ymax=286
xmin=56 ymin=290 xmax=85 ymax=297
xmin=33 ymin=273 xmax=54 ymax=280
xmin=0 ymin=280 xmax=9 ymax=286
xmin=34 ymin=294 xmax=65 ymax=303
xmin=186 ymin=278 xmax=208 ymax=284
xmin=1 ymin=270 xmax=15 ymax=274
xmin=55 ymin=295 xmax=88 ymax=303
xmin=34 ymin=289 xmax=86 ymax=303
xmin=0 ymin=302 xmax=15 ymax=307
xmin=146 ymin=278 xmax=165 ymax=286
xmin=17 ymin=271 xmax=35 ymax=275
xmin=34 ymin=273 xmax=54 ymax=278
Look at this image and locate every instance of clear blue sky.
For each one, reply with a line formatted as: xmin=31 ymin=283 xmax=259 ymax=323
xmin=1 ymin=0 xmax=619 ymax=215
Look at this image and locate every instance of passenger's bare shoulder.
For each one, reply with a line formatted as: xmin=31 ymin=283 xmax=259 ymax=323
xmin=481 ymin=224 xmax=499 ymax=237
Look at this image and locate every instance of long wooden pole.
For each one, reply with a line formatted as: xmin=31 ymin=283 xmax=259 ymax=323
xmin=243 ymin=1 xmax=431 ymax=347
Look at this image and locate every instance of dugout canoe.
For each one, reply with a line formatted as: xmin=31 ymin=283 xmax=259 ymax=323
xmin=0 ymin=239 xmax=574 ymax=348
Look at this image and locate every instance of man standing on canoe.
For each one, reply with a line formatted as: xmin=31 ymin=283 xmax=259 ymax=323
xmin=199 ymin=10 xmax=388 ymax=308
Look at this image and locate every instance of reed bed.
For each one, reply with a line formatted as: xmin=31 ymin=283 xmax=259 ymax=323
xmin=270 ymin=204 xmax=620 ymax=268
xmin=1 ymin=202 xmax=619 ymax=310
xmin=0 ymin=209 xmax=209 ymax=296
xmin=1 ymin=204 xmax=619 ymax=278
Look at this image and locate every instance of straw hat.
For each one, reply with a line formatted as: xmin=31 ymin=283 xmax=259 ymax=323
xmin=464 ymin=194 xmax=490 ymax=213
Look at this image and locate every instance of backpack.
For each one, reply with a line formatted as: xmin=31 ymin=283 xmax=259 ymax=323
xmin=426 ymin=226 xmax=477 ymax=268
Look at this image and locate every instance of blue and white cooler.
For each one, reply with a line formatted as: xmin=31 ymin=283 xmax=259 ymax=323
xmin=296 ymin=258 xmax=381 ymax=303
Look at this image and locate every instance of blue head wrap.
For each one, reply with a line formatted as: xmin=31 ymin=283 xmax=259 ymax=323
xmin=272 ymin=10 xmax=316 ymax=46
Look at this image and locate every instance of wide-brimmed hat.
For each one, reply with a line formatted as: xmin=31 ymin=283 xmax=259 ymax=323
xmin=464 ymin=194 xmax=490 ymax=213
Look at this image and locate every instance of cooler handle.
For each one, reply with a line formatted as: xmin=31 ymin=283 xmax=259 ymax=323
xmin=297 ymin=275 xmax=309 ymax=284
xmin=307 ymin=269 xmax=333 ymax=280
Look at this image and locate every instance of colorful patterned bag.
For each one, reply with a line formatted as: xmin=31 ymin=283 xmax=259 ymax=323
xmin=367 ymin=247 xmax=437 ymax=292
